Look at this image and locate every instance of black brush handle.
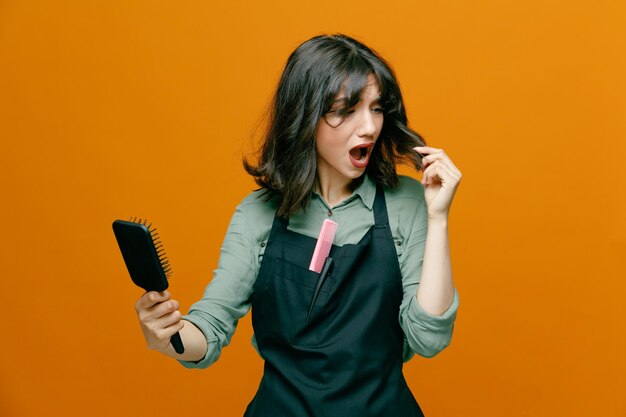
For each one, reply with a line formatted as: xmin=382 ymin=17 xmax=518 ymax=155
xmin=112 ymin=220 xmax=185 ymax=354
xmin=171 ymin=332 xmax=185 ymax=354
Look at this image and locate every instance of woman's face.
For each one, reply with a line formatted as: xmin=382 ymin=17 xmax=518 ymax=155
xmin=315 ymin=74 xmax=384 ymax=186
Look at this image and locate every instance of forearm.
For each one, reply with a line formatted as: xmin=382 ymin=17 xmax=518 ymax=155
xmin=416 ymin=218 xmax=455 ymax=315
xmin=159 ymin=320 xmax=208 ymax=362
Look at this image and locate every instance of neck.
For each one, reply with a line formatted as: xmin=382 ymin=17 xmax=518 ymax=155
xmin=315 ymin=173 xmax=360 ymax=208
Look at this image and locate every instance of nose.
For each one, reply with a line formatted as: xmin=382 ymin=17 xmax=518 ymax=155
xmin=356 ymin=109 xmax=377 ymax=138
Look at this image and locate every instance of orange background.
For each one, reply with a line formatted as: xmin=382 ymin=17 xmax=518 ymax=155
xmin=1 ymin=1 xmax=625 ymax=416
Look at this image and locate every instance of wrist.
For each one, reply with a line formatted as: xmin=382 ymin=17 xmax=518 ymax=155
xmin=427 ymin=216 xmax=449 ymax=227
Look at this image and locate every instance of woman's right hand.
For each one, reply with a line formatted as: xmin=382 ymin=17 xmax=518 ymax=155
xmin=134 ymin=290 xmax=184 ymax=352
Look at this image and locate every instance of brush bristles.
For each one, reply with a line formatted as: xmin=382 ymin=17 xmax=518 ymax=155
xmin=129 ymin=216 xmax=173 ymax=278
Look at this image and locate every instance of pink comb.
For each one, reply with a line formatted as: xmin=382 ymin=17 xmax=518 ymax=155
xmin=309 ymin=219 xmax=338 ymax=273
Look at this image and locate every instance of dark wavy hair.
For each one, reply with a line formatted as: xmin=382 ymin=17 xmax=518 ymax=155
xmin=244 ymin=33 xmax=427 ymax=217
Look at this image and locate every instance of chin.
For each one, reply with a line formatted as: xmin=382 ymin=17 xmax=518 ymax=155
xmin=344 ymin=167 xmax=367 ymax=180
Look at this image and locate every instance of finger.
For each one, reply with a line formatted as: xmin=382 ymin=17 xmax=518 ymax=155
xmin=426 ymin=159 xmax=461 ymax=182
xmin=421 ymin=149 xmax=450 ymax=165
xmin=148 ymin=299 xmax=181 ymax=321
xmin=137 ymin=298 xmax=179 ymax=324
xmin=135 ymin=290 xmax=170 ymax=311
xmin=165 ymin=320 xmax=185 ymax=336
xmin=422 ymin=161 xmax=444 ymax=184
xmin=416 ymin=147 xmax=446 ymax=171
xmin=422 ymin=161 xmax=456 ymax=185
xmin=413 ymin=147 xmax=426 ymax=159
xmin=414 ymin=146 xmax=444 ymax=156
xmin=141 ymin=307 xmax=182 ymax=337
xmin=153 ymin=309 xmax=182 ymax=329
xmin=159 ymin=319 xmax=185 ymax=342
xmin=150 ymin=319 xmax=184 ymax=347
xmin=432 ymin=164 xmax=461 ymax=190
xmin=422 ymin=152 xmax=461 ymax=177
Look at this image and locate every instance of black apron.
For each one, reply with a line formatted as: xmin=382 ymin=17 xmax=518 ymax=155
xmin=245 ymin=185 xmax=424 ymax=417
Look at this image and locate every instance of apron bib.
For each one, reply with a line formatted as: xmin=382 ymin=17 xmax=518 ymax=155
xmin=245 ymin=185 xmax=424 ymax=417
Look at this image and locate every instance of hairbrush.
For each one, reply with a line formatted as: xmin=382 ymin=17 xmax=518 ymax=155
xmin=112 ymin=218 xmax=184 ymax=354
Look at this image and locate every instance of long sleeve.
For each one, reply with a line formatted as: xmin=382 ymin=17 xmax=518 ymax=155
xmin=178 ymin=195 xmax=267 ymax=369
xmin=390 ymin=176 xmax=459 ymax=361
xmin=177 ymin=176 xmax=459 ymax=368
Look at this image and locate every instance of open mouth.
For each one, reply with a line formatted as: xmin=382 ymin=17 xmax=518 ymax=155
xmin=349 ymin=143 xmax=374 ymax=168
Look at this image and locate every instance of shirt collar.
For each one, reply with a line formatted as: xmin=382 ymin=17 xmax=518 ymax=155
xmin=312 ymin=174 xmax=376 ymax=211
xmin=350 ymin=174 xmax=376 ymax=211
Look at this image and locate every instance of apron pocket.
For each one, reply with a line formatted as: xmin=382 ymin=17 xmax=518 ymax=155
xmin=261 ymin=257 xmax=330 ymax=346
xmin=271 ymin=258 xmax=322 ymax=289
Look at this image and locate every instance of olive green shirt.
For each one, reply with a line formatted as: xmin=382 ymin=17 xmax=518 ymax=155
xmin=179 ymin=175 xmax=459 ymax=369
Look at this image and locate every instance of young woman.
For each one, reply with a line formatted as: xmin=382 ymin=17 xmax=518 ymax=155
xmin=135 ymin=34 xmax=461 ymax=416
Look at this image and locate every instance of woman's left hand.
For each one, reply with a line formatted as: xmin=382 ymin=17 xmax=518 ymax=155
xmin=414 ymin=146 xmax=462 ymax=221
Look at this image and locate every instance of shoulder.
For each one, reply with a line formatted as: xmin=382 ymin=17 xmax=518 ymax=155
xmin=384 ymin=177 xmax=427 ymax=247
xmin=384 ymin=175 xmax=427 ymax=233
xmin=385 ymin=175 xmax=425 ymax=206
xmin=231 ymin=188 xmax=277 ymax=243
xmin=239 ymin=188 xmax=279 ymax=211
